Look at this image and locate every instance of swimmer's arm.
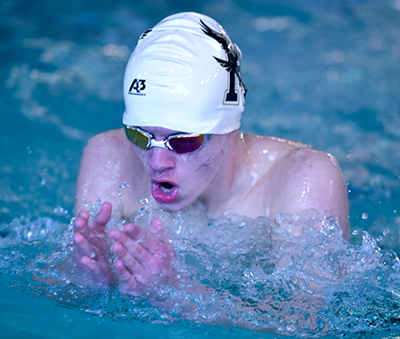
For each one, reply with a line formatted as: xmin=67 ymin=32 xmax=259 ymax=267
xmin=74 ymin=129 xmax=134 ymax=218
xmin=270 ymin=148 xmax=350 ymax=238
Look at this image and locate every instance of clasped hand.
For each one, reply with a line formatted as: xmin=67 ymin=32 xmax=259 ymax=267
xmin=73 ymin=202 xmax=176 ymax=295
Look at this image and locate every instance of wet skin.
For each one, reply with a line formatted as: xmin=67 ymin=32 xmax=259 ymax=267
xmin=73 ymin=128 xmax=236 ymax=293
xmin=73 ymin=127 xmax=349 ymax=293
xmin=131 ymin=127 xmax=234 ymax=213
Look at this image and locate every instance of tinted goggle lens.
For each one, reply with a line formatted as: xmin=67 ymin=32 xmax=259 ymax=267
xmin=125 ymin=126 xmax=150 ymax=149
xmin=169 ymin=134 xmax=205 ymax=154
xmin=125 ymin=126 xmax=211 ymax=154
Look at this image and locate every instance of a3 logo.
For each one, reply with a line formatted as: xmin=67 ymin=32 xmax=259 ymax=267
xmin=128 ymin=79 xmax=146 ymax=95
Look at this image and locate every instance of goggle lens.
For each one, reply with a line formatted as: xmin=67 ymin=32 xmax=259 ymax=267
xmin=125 ymin=127 xmax=150 ymax=149
xmin=169 ymin=134 xmax=205 ymax=154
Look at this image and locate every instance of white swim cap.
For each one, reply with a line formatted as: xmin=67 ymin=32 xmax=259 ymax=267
xmin=123 ymin=12 xmax=246 ymax=134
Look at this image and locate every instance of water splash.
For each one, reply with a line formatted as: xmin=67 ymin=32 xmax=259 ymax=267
xmin=1 ymin=204 xmax=400 ymax=337
xmin=111 ymin=181 xmax=130 ymax=214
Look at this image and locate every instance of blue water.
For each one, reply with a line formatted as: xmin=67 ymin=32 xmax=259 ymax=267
xmin=1 ymin=0 xmax=400 ymax=338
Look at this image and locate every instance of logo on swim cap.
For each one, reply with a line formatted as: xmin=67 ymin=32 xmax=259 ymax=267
xmin=200 ymin=20 xmax=247 ymax=105
xmin=128 ymin=79 xmax=146 ymax=96
xmin=139 ymin=29 xmax=152 ymax=40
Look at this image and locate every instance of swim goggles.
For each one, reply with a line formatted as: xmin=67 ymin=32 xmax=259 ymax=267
xmin=125 ymin=126 xmax=214 ymax=154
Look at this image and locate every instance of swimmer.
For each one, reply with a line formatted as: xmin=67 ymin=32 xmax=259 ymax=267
xmin=73 ymin=12 xmax=349 ymax=294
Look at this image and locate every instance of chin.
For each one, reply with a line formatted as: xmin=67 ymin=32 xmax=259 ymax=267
xmin=155 ymin=201 xmax=184 ymax=213
xmin=155 ymin=198 xmax=194 ymax=213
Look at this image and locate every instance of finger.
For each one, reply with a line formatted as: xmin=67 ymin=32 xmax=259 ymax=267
xmin=73 ymin=232 xmax=96 ymax=258
xmin=81 ymin=256 xmax=102 ymax=274
xmin=78 ymin=209 xmax=90 ymax=221
xmin=80 ymin=256 xmax=115 ymax=285
xmin=125 ymin=218 xmax=163 ymax=239
xmin=123 ymin=224 xmax=162 ymax=254
xmin=148 ymin=218 xmax=163 ymax=235
xmin=96 ymin=202 xmax=113 ymax=224
xmin=74 ymin=217 xmax=85 ymax=233
xmin=110 ymin=229 xmax=154 ymax=265
xmin=114 ymin=260 xmax=141 ymax=294
xmin=122 ymin=223 xmax=146 ymax=241
xmin=89 ymin=202 xmax=112 ymax=231
xmin=113 ymin=242 xmax=146 ymax=275
xmin=73 ymin=210 xmax=90 ymax=232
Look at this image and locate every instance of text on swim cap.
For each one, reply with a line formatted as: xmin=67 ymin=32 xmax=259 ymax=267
xmin=129 ymin=79 xmax=146 ymax=96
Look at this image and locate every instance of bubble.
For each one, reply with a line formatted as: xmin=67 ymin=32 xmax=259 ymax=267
xmin=112 ymin=182 xmax=131 ymax=214
xmin=352 ymin=230 xmax=358 ymax=235
xmin=53 ymin=206 xmax=68 ymax=215
xmin=140 ymin=198 xmax=149 ymax=205
xmin=362 ymin=213 xmax=368 ymax=219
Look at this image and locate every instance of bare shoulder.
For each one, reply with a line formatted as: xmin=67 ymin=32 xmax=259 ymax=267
xmin=74 ymin=128 xmax=146 ymax=216
xmin=281 ymin=146 xmax=343 ymax=176
xmin=85 ymin=128 xmax=131 ymax=155
xmin=79 ymin=128 xmax=135 ymax=177
xmin=242 ymin=133 xmax=307 ymax=170
xmin=267 ymin=142 xmax=349 ymax=237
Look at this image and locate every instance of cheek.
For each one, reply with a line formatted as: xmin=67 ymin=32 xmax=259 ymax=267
xmin=133 ymin=146 xmax=149 ymax=167
xmin=133 ymin=145 xmax=143 ymax=158
xmin=132 ymin=149 xmax=142 ymax=164
xmin=187 ymin=148 xmax=224 ymax=177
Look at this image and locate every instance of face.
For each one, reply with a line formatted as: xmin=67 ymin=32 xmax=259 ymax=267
xmin=132 ymin=126 xmax=229 ymax=212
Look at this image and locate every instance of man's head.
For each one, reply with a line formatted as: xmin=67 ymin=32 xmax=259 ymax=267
xmin=122 ymin=13 xmax=246 ymax=212
xmin=123 ymin=12 xmax=246 ymax=135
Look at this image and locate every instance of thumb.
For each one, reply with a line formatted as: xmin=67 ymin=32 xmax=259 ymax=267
xmin=90 ymin=202 xmax=112 ymax=230
xmin=148 ymin=218 xmax=163 ymax=235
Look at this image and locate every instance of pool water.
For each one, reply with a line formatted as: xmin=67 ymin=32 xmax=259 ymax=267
xmin=1 ymin=0 xmax=400 ymax=338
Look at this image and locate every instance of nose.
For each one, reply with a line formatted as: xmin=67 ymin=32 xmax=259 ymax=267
xmin=145 ymin=147 xmax=176 ymax=173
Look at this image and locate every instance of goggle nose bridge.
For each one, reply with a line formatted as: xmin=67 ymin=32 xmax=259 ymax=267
xmin=148 ymin=138 xmax=170 ymax=150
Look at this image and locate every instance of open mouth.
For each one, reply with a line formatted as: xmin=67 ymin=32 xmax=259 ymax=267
xmin=151 ymin=181 xmax=179 ymax=203
xmin=160 ymin=182 xmax=174 ymax=191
